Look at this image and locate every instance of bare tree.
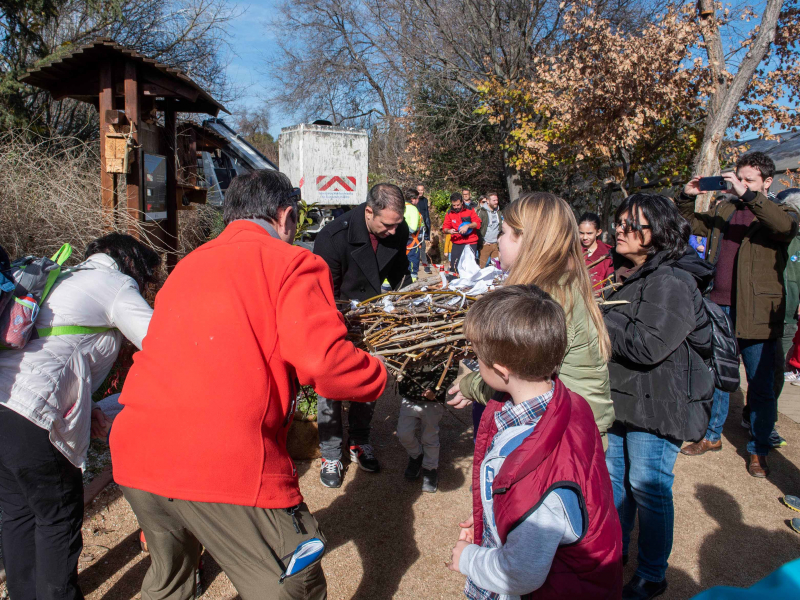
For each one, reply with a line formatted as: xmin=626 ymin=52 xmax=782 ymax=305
xmin=266 ymin=0 xmax=672 ymax=197
xmin=1 ymin=0 xmax=240 ymax=138
xmin=235 ymin=104 xmax=279 ymax=165
xmin=693 ymin=0 xmax=784 ymax=197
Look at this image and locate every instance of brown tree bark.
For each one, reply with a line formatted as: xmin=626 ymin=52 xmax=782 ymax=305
xmin=692 ymin=0 xmax=784 ymax=210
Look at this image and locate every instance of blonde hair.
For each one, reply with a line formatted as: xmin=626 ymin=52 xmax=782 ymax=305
xmin=503 ymin=192 xmax=611 ymax=361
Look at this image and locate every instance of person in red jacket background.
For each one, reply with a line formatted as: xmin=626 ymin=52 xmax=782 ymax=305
xmin=443 ymin=192 xmax=482 ymax=273
xmin=579 ymin=212 xmax=614 ymax=290
xmin=110 ymin=170 xmax=387 ymax=600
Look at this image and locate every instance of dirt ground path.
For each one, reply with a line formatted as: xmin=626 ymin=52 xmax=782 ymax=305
xmin=3 ymin=385 xmax=800 ymax=599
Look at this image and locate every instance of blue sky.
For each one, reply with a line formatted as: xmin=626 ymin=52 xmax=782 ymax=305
xmin=224 ymin=0 xmax=294 ymax=137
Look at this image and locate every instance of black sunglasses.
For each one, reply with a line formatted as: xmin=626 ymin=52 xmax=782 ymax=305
xmin=613 ymin=219 xmax=651 ymax=233
xmin=287 ymin=187 xmax=302 ymax=202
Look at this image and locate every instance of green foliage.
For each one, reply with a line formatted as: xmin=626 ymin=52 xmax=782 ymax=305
xmin=297 ymin=386 xmax=318 ymax=418
xmin=294 ymin=200 xmax=318 ymax=241
xmin=429 ymin=189 xmax=452 ymax=218
xmin=208 ymin=208 xmax=225 ymax=239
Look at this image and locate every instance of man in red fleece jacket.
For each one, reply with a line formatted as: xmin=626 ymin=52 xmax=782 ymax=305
xmin=443 ymin=192 xmax=482 ymax=273
xmin=110 ymin=170 xmax=386 ymax=600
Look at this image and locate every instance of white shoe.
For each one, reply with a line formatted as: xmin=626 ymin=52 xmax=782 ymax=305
xmin=785 ymin=370 xmax=800 ymax=383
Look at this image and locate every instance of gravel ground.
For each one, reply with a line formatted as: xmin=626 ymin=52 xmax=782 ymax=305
xmin=2 ymin=387 xmax=800 ymax=599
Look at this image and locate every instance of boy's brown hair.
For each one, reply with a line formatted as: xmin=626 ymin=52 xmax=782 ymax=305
xmin=464 ymin=285 xmax=567 ymax=380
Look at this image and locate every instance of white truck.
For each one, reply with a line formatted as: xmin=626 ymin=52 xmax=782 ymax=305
xmin=279 ymin=123 xmax=369 ymax=236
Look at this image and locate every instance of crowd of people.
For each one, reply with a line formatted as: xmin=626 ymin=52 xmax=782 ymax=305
xmin=0 ymin=151 xmax=799 ymax=600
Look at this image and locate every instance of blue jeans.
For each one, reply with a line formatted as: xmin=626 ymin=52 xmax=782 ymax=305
xmin=606 ymin=422 xmax=681 ymax=583
xmin=408 ymin=246 xmax=420 ymax=278
xmin=705 ymin=306 xmax=777 ymax=455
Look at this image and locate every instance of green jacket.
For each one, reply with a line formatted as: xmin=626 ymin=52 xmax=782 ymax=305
xmin=460 ymin=285 xmax=614 ymax=447
xmin=404 ymin=203 xmax=421 ymax=233
xmin=676 ymin=192 xmax=798 ymax=340
xmin=785 ymin=236 xmax=800 ymax=325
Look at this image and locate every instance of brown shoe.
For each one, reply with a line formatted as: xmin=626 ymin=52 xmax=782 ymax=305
xmin=748 ymin=454 xmax=770 ymax=478
xmin=680 ymin=438 xmax=722 ymax=456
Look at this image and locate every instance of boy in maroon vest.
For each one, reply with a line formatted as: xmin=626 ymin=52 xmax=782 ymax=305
xmin=448 ymin=285 xmax=622 ymax=599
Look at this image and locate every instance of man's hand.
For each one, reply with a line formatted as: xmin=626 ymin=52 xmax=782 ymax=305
xmin=722 ymin=171 xmax=749 ymax=198
xmin=447 ymin=382 xmax=473 ymax=409
xmin=459 ymin=514 xmax=475 ymax=543
xmin=683 ymin=176 xmax=702 ymax=197
xmin=90 ymin=408 xmax=113 ymax=439
xmin=458 ymin=224 xmax=470 ymax=235
xmin=447 ymin=540 xmax=471 ymax=572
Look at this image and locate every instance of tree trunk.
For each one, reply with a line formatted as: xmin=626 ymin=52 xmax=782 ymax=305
xmin=503 ymin=150 xmax=522 ymax=202
xmin=600 ymin=186 xmax=615 ymax=243
xmin=692 ymin=0 xmax=783 ymax=211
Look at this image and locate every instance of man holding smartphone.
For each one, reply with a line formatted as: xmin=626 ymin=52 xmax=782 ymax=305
xmin=677 ymin=152 xmax=797 ymax=478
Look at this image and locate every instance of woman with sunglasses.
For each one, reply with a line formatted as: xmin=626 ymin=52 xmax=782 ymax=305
xmin=602 ymin=194 xmax=715 ymax=600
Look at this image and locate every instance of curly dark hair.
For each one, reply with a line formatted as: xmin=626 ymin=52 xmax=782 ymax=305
xmin=84 ymin=233 xmax=161 ymax=291
xmin=736 ymin=151 xmax=775 ymax=181
xmin=615 ymin=193 xmax=690 ymax=260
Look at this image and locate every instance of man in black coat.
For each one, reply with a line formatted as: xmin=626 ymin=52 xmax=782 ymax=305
xmin=416 ymin=183 xmax=433 ymax=273
xmin=313 ymin=183 xmax=409 ymax=487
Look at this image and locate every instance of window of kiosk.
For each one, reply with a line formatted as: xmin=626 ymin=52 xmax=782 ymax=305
xmin=143 ymin=153 xmax=167 ymax=221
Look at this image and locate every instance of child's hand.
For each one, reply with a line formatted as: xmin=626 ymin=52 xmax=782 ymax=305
xmin=447 ymin=540 xmax=470 ymax=572
xmin=459 ymin=514 xmax=474 ymax=543
xmin=447 ymin=383 xmax=473 ymax=409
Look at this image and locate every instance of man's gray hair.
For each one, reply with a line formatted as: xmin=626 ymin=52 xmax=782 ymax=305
xmin=366 ymin=183 xmax=404 ymax=215
xmin=223 ymin=170 xmax=297 ymax=226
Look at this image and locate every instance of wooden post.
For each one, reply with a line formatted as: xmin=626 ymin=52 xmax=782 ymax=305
xmin=164 ymin=105 xmax=179 ymax=270
xmin=124 ymin=61 xmax=140 ymax=236
xmin=99 ymin=62 xmax=115 ymax=221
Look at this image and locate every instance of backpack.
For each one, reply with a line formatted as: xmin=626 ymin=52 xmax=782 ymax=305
xmin=702 ymin=296 xmax=740 ymax=392
xmin=701 ymin=206 xmax=740 ymax=392
xmin=0 ymin=244 xmax=111 ymax=350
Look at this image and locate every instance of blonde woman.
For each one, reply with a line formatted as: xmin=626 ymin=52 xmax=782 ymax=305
xmin=449 ymin=192 xmax=615 ymax=447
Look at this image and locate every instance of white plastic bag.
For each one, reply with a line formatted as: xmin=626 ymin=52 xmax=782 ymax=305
xmin=456 ymin=247 xmax=480 ymax=279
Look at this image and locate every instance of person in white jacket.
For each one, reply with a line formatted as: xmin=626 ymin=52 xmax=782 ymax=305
xmin=0 ymin=233 xmax=159 ymax=600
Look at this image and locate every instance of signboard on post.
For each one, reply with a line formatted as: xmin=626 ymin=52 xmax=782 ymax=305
xmin=143 ymin=152 xmax=167 ymax=221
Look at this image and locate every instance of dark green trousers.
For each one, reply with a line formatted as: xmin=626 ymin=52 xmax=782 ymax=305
xmin=122 ymin=487 xmax=327 ymax=600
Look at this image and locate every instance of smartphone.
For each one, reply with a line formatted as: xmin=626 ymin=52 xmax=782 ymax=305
xmin=697 ymin=176 xmax=728 ymax=192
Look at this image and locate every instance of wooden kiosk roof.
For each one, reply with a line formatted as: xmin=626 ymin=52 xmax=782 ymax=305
xmin=21 ymin=37 xmax=227 ymax=116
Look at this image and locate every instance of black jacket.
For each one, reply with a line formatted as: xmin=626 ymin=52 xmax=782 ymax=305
xmin=417 ymin=196 xmax=432 ymax=241
xmin=602 ymin=249 xmax=715 ymax=442
xmin=313 ymin=203 xmax=410 ymax=302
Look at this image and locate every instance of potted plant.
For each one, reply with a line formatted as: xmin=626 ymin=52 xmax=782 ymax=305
xmin=287 ymin=386 xmax=320 ymax=460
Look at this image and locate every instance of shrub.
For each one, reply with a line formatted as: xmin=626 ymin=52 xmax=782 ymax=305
xmin=0 ymin=130 xmax=217 ymax=265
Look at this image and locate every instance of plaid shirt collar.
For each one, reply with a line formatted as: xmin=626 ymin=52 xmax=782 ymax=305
xmin=493 ymin=382 xmax=554 ymax=434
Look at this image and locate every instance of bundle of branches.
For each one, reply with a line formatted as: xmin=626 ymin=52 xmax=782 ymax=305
xmin=345 ymin=290 xmax=477 ymax=400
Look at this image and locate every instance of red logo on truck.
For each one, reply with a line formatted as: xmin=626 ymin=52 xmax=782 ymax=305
xmin=316 ymin=176 xmax=356 ymax=192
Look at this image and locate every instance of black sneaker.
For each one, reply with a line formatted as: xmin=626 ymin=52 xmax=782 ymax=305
xmin=404 ymin=454 xmax=424 ymax=480
xmin=349 ymin=444 xmax=380 ymax=473
xmin=741 ymin=406 xmax=751 ymax=429
xmin=320 ymin=458 xmax=344 ymax=488
xmin=771 ymin=428 xmax=788 ymax=449
xmin=421 ymin=468 xmax=438 ymax=493
xmin=622 ymin=575 xmax=667 ymax=600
